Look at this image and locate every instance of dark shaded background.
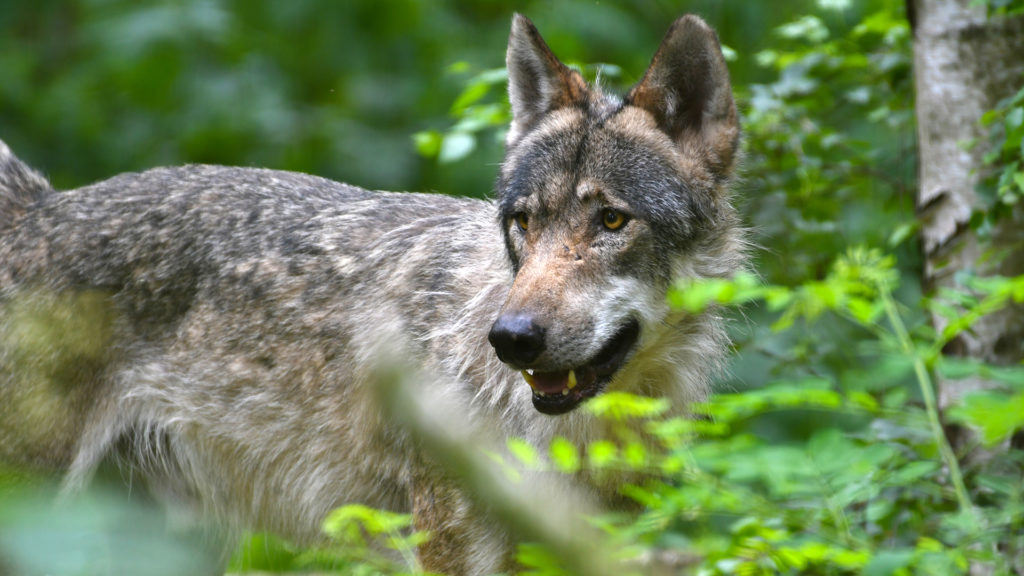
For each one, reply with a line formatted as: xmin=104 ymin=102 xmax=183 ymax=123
xmin=2 ymin=0 xmax=822 ymax=195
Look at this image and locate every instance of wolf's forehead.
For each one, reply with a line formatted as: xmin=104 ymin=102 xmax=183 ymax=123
xmin=498 ymin=110 xmax=684 ymax=211
xmin=497 ymin=114 xmax=585 ymax=212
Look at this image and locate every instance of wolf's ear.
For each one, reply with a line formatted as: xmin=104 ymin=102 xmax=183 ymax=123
xmin=506 ymin=14 xmax=589 ymax=146
xmin=627 ymin=15 xmax=739 ymax=180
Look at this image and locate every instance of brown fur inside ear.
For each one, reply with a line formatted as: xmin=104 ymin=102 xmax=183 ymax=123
xmin=627 ymin=15 xmax=739 ymax=181
xmin=505 ymin=14 xmax=589 ymax=145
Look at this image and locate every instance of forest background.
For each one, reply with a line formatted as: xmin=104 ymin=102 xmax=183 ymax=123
xmin=1 ymin=0 xmax=1023 ymax=574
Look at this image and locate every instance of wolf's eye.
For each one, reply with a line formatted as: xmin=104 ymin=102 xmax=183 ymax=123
xmin=601 ymin=208 xmax=627 ymax=231
xmin=514 ymin=212 xmax=529 ymax=232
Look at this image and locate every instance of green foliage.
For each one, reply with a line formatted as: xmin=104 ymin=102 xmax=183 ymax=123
xmin=972 ymin=0 xmax=1024 ymax=17
xmin=228 ymin=533 xmax=304 ymax=574
xmin=395 ymin=3 xmax=1024 ymax=574
xmin=979 ymin=85 xmax=1024 ymax=230
xmin=741 ymin=1 xmax=915 ymax=289
xmin=476 ymin=254 xmax=1024 ymax=574
xmin=317 ymin=505 xmax=431 ymax=575
xmin=232 ymin=506 xmax=432 ymax=575
xmin=657 ymin=259 xmax=1024 ymax=574
xmin=0 ymin=474 xmax=223 ymax=576
xmin=413 ymin=65 xmax=509 ymax=164
xmin=947 ymin=391 xmax=1024 ymax=447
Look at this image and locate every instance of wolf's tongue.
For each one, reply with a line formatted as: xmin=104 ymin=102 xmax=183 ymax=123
xmin=522 ymin=368 xmax=598 ymax=395
xmin=531 ymin=371 xmax=569 ymax=394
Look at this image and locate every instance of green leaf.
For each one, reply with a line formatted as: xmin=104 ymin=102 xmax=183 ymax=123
xmin=549 ymin=437 xmax=580 ymax=473
xmin=889 ymin=460 xmax=939 ymax=486
xmin=776 ymin=16 xmax=830 ymax=43
xmin=586 ymin=392 xmax=669 ymax=420
xmin=507 ymin=437 xmax=541 ymax=469
xmin=755 ymin=49 xmax=778 ymax=67
xmin=759 ymin=286 xmax=792 ymax=310
xmin=846 ymin=297 xmax=880 ymax=324
xmin=1013 ymin=171 xmax=1024 ymax=194
xmin=323 ymin=505 xmax=413 ymax=537
xmin=887 ymin=220 xmax=918 ymax=247
xmin=1005 ymin=106 xmax=1024 ymax=131
xmin=588 ymin=441 xmax=618 ymax=468
xmin=449 ymin=67 xmax=507 ymax=116
xmin=438 ymin=131 xmax=475 ymax=163
xmin=939 ymin=356 xmax=1024 ymax=387
xmin=817 ymin=0 xmax=852 ymax=10
xmin=516 ymin=543 xmax=562 ymax=574
xmin=863 ymin=549 xmax=914 ymax=576
xmin=445 ymin=60 xmax=470 ymax=74
xmin=624 ymin=442 xmax=647 ymax=468
xmin=450 ymin=81 xmax=490 ymax=116
xmin=667 ymin=273 xmax=763 ymax=312
xmin=947 ymin=391 xmax=1024 ymax=446
xmin=411 ymin=130 xmax=441 ymax=158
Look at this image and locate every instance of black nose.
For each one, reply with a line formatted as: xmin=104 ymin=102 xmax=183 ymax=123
xmin=488 ymin=313 xmax=546 ymax=366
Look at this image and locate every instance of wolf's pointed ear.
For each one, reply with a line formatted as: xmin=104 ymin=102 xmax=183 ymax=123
xmin=506 ymin=14 xmax=589 ymax=146
xmin=628 ymin=15 xmax=739 ymax=180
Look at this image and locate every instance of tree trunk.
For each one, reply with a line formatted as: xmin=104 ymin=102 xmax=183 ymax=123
xmin=912 ymin=0 xmax=1024 ymax=403
xmin=912 ymin=4 xmax=1024 ymax=572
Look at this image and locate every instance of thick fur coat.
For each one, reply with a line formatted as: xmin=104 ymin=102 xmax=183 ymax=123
xmin=0 ymin=14 xmax=743 ymax=575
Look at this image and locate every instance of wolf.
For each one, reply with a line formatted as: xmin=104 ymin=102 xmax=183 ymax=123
xmin=0 ymin=13 xmax=742 ymax=576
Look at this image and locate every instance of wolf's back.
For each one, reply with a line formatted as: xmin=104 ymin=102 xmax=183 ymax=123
xmin=0 ymin=140 xmax=500 ymax=486
xmin=0 ymin=140 xmax=52 ymax=231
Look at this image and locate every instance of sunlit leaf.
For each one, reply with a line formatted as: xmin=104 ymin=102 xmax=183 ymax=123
xmin=507 ymin=437 xmax=542 ymax=469
xmin=412 ymin=130 xmax=441 ymax=158
xmin=947 ymin=391 xmax=1024 ymax=446
xmin=549 ymin=437 xmax=580 ymax=473
xmin=438 ymin=132 xmax=475 ymax=163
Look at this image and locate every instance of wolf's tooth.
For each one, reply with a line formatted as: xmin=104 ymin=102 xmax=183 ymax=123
xmin=521 ymin=370 xmax=536 ymax=389
xmin=567 ymin=369 xmax=577 ymax=390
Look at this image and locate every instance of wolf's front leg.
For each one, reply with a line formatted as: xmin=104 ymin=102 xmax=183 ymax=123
xmin=412 ymin=471 xmax=516 ymax=576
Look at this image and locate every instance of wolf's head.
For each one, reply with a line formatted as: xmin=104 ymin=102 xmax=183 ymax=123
xmin=488 ymin=14 xmax=741 ymax=415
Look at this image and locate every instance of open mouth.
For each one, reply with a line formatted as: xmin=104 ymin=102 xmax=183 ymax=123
xmin=522 ymin=319 xmax=640 ymax=415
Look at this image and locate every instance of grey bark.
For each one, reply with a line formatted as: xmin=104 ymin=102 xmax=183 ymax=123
xmin=912 ymin=0 xmax=1024 ymax=406
xmin=913 ymin=3 xmax=1024 ymax=572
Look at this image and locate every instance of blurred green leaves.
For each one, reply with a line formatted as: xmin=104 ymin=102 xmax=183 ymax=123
xmin=413 ymin=65 xmax=509 ymax=164
xmin=980 ymin=85 xmax=1024 ymax=211
xmin=412 ymin=61 xmax=625 ymax=165
xmin=654 ymin=253 xmax=1024 ymax=573
xmin=321 ymin=505 xmax=428 ymax=575
xmin=0 ymin=479 xmax=222 ymax=576
xmin=947 ymin=391 xmax=1024 ymax=447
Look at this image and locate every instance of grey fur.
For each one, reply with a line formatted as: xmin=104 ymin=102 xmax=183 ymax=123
xmin=0 ymin=140 xmax=52 ymax=231
xmin=0 ymin=14 xmax=744 ymax=575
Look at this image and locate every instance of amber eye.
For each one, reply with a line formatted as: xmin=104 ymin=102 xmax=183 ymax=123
xmin=514 ymin=212 xmax=529 ymax=231
xmin=601 ymin=208 xmax=627 ymax=230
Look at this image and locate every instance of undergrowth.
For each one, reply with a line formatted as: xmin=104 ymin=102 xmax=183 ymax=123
xmin=234 ymin=2 xmax=1024 ymax=574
